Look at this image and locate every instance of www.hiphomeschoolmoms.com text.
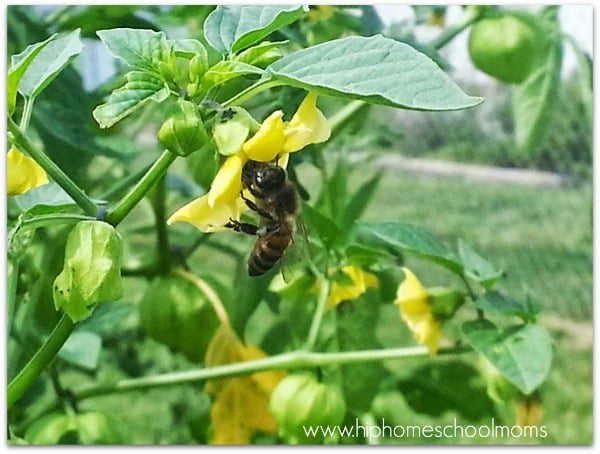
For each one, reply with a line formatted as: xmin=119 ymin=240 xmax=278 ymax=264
xmin=303 ymin=418 xmax=548 ymax=441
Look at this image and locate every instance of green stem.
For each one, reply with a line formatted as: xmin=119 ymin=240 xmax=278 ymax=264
xmin=24 ymin=344 xmax=469 ymax=426
xmin=151 ymin=175 xmax=171 ymax=273
xmin=8 ymin=118 xmax=98 ymax=217
xmin=7 ymin=313 xmax=75 ymax=409
xmin=13 ymin=213 xmax=94 ymax=235
xmin=19 ymin=97 xmax=34 ymax=130
xmin=222 ymin=79 xmax=283 ymax=107
xmin=304 ymin=277 xmax=331 ymax=351
xmin=328 ymin=100 xmax=368 ymax=134
xmin=104 ymin=150 xmax=177 ymax=226
xmin=428 ymin=8 xmax=483 ymax=50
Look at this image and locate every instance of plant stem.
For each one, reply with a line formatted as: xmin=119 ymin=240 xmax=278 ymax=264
xmin=24 ymin=344 xmax=469 ymax=425
xmin=428 ymin=7 xmax=483 ymax=50
xmin=7 ymin=313 xmax=75 ymax=409
xmin=151 ymin=175 xmax=170 ymax=273
xmin=8 ymin=118 xmax=98 ymax=217
xmin=328 ymin=100 xmax=368 ymax=134
xmin=13 ymin=213 xmax=94 ymax=235
xmin=104 ymin=150 xmax=177 ymax=226
xmin=19 ymin=97 xmax=34 ymax=130
xmin=304 ymin=278 xmax=331 ymax=351
xmin=222 ymin=79 xmax=283 ymax=107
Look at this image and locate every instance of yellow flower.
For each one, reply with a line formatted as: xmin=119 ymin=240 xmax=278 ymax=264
xmin=395 ymin=268 xmax=441 ymax=354
xmin=242 ymin=111 xmax=285 ymax=162
xmin=7 ymin=147 xmax=48 ymax=196
xmin=167 ymin=194 xmax=246 ymax=233
xmin=169 ymin=93 xmax=330 ymax=232
xmin=207 ymin=153 xmax=247 ymax=208
xmin=326 ymin=265 xmax=378 ymax=309
xmin=284 ymin=93 xmax=331 ymax=153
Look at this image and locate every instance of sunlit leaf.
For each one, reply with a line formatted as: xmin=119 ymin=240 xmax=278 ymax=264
xmin=359 ymin=222 xmax=463 ymax=274
xmin=268 ymin=35 xmax=483 ymax=111
xmin=18 ymin=29 xmax=84 ymax=99
xmin=204 ymin=5 xmax=306 ymax=53
xmin=93 ymin=71 xmax=170 ymax=128
xmin=96 ymin=28 xmax=169 ymax=72
xmin=8 ymin=33 xmax=55 ymax=114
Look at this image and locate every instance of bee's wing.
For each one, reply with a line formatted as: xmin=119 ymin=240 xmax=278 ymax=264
xmin=280 ymin=215 xmax=313 ymax=283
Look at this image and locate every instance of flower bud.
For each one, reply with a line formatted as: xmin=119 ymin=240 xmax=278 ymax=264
xmin=158 ymin=99 xmax=208 ymax=157
xmin=53 ymin=221 xmax=123 ymax=322
xmin=270 ymin=374 xmax=346 ymax=444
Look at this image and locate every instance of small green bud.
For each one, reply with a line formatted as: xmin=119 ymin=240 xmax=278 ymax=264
xmin=270 ymin=374 xmax=346 ymax=444
xmin=189 ymin=52 xmax=209 ymax=82
xmin=158 ymin=99 xmax=208 ymax=157
xmin=429 ymin=287 xmax=465 ymax=321
xmin=53 ymin=221 xmax=123 ymax=323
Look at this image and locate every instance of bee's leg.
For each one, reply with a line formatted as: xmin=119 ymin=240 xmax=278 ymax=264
xmin=239 ymin=191 xmax=277 ymax=222
xmin=225 ymin=219 xmax=259 ymax=236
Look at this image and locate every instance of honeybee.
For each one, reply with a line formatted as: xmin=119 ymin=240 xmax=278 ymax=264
xmin=225 ymin=159 xmax=300 ymax=277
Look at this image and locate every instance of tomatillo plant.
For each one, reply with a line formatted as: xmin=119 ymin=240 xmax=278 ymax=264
xmin=7 ymin=5 xmax=555 ymax=446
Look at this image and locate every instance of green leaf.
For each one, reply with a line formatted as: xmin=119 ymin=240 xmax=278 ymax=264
xmin=18 ymin=29 xmax=84 ymax=99
xmin=13 ymin=183 xmax=77 ymax=215
xmin=234 ymin=41 xmax=285 ymax=68
xmin=512 ymin=35 xmax=562 ymax=155
xmin=474 ymin=291 xmax=538 ymax=323
xmin=358 ymin=222 xmax=463 ymax=274
xmin=172 ymin=38 xmax=206 ymax=57
xmin=458 ymin=240 xmax=504 ymax=289
xmin=395 ymin=360 xmax=497 ymax=422
xmin=268 ymin=35 xmax=483 ymax=111
xmin=301 ymin=203 xmax=346 ymax=250
xmin=96 ymin=28 xmax=170 ymax=72
xmin=200 ymin=60 xmax=265 ymax=94
xmin=8 ymin=34 xmax=56 ymax=114
xmin=58 ymin=330 xmax=102 ymax=370
xmin=204 ymin=5 xmax=306 ymax=54
xmin=342 ymin=171 xmax=382 ymax=227
xmin=461 ymin=319 xmax=553 ymax=394
xmin=93 ymin=71 xmax=170 ymax=128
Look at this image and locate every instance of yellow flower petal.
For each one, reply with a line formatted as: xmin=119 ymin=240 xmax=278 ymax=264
xmin=208 ymin=153 xmax=247 ymax=208
xmin=242 ymin=111 xmax=285 ymax=162
xmin=168 ymin=193 xmax=243 ymax=233
xmin=395 ymin=268 xmax=441 ymax=354
xmin=283 ymin=93 xmax=331 ymax=153
xmin=7 ymin=147 xmax=48 ymax=196
xmin=327 ymin=265 xmax=378 ymax=309
xmin=395 ymin=267 xmax=428 ymax=305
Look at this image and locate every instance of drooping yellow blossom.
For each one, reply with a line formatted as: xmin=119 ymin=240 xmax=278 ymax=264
xmin=284 ymin=93 xmax=330 ymax=153
xmin=7 ymin=147 xmax=48 ymax=196
xmin=395 ymin=267 xmax=441 ymax=354
xmin=207 ymin=152 xmax=247 ymax=208
xmin=326 ymin=265 xmax=378 ymax=309
xmin=169 ymin=93 xmax=330 ymax=232
xmin=242 ymin=111 xmax=285 ymax=162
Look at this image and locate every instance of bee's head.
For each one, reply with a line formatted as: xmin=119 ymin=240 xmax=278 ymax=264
xmin=255 ymin=165 xmax=286 ymax=190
